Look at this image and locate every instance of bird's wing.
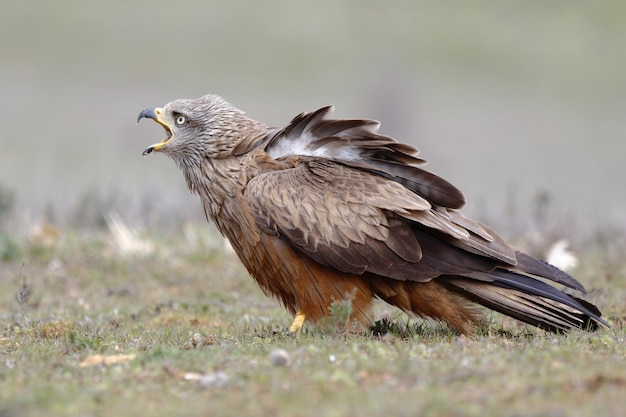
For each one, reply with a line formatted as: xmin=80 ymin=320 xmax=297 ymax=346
xmin=265 ymin=105 xmax=466 ymax=210
xmin=244 ymin=105 xmax=605 ymax=332
xmin=252 ymin=105 xmax=588 ymax=290
xmin=245 ymin=158 xmax=516 ymax=282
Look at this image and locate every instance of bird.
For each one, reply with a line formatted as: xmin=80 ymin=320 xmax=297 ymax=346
xmin=137 ymin=94 xmax=606 ymax=334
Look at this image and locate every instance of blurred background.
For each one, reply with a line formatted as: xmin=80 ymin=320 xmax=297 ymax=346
xmin=1 ymin=0 xmax=625 ymax=237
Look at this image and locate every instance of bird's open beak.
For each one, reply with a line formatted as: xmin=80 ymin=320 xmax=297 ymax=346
xmin=137 ymin=107 xmax=173 ymax=156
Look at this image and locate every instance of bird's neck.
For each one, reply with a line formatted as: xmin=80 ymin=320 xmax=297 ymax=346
xmin=179 ymin=154 xmax=247 ymax=221
xmin=179 ymin=143 xmax=292 ymax=233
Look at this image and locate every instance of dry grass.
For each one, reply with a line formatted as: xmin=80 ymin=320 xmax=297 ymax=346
xmin=0 ymin=223 xmax=624 ymax=417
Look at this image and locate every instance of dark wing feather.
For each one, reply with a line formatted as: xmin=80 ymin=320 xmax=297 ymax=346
xmin=514 ymin=251 xmax=586 ymax=293
xmin=265 ymin=106 xmax=466 ymax=209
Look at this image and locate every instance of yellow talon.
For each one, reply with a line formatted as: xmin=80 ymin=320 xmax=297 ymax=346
xmin=289 ymin=312 xmax=306 ymax=333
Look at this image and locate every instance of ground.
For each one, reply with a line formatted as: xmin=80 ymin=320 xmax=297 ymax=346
xmin=0 ymin=222 xmax=624 ymax=417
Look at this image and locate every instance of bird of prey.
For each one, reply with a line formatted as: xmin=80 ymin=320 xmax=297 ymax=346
xmin=137 ymin=94 xmax=606 ymax=334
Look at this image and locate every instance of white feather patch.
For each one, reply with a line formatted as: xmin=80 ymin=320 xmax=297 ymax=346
xmin=267 ymin=132 xmax=363 ymax=161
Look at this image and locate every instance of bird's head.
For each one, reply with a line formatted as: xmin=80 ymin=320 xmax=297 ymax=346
xmin=137 ymin=94 xmax=248 ymax=162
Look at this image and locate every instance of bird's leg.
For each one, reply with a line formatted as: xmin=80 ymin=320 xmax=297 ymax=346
xmin=289 ymin=312 xmax=306 ymax=333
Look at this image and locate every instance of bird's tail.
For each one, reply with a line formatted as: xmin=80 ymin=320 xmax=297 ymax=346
xmin=439 ymin=270 xmax=607 ymax=332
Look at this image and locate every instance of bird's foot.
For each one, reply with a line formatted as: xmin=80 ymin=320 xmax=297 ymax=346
xmin=289 ymin=312 xmax=306 ymax=333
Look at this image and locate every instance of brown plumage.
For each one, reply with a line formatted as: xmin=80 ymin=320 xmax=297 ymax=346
xmin=137 ymin=94 xmax=606 ymax=334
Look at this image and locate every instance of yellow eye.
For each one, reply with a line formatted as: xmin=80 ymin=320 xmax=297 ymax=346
xmin=175 ymin=115 xmax=187 ymax=126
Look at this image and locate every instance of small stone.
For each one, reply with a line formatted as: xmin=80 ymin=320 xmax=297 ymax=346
xmin=269 ymin=349 xmax=290 ymax=366
xmin=198 ymin=371 xmax=229 ymax=388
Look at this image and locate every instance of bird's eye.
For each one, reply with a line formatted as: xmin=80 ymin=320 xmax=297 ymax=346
xmin=175 ymin=115 xmax=187 ymax=126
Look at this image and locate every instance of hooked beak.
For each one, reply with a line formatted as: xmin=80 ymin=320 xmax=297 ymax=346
xmin=137 ymin=107 xmax=173 ymax=156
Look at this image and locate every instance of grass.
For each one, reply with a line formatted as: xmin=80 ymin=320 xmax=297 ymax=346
xmin=0 ymin=224 xmax=625 ymax=417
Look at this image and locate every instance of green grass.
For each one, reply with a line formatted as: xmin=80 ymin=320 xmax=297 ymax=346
xmin=0 ymin=227 xmax=624 ymax=417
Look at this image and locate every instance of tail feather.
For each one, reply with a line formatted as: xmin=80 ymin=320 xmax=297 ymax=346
xmin=465 ymin=270 xmax=596 ymax=317
xmin=440 ymin=272 xmax=607 ymax=332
